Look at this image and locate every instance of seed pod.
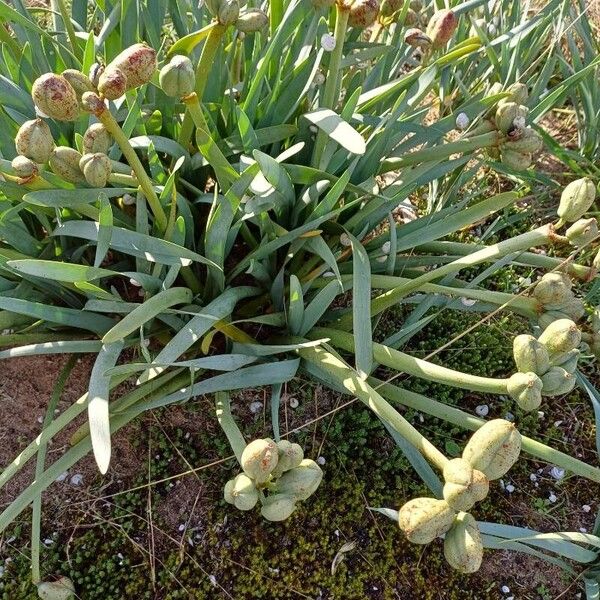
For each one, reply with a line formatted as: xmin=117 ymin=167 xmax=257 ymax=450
xmin=538 ymin=310 xmax=570 ymax=331
xmin=83 ymin=123 xmax=112 ymax=154
xmin=538 ymin=318 xmax=581 ymax=355
xmin=398 ymin=498 xmax=455 ymax=545
xmin=442 ymin=458 xmax=489 ymax=512
xmin=236 ymin=8 xmax=269 ymax=32
xmin=512 ymin=334 xmax=550 ymax=375
xmin=49 ymin=147 xmax=85 ymax=183
xmin=426 ymin=9 xmax=457 ymax=48
xmin=229 ymin=473 xmax=259 ymax=510
xmin=503 ymin=127 xmax=542 ymax=153
xmin=37 ymin=577 xmax=76 ymax=600
xmin=61 ymin=69 xmax=95 ymax=104
xmin=241 ymin=438 xmax=278 ymax=483
xmin=224 ymin=478 xmax=235 ymax=504
xmin=443 ymin=512 xmax=483 ymax=574
xmin=403 ymin=28 xmax=431 ymax=47
xmin=80 ymin=152 xmax=112 ymax=188
xmin=532 ymin=272 xmax=573 ymax=308
xmin=541 ymin=366 xmax=576 ymax=397
xmin=462 ymin=419 xmax=521 ymax=480
xmin=218 ymin=0 xmax=240 ymax=25
xmin=15 ymin=118 xmax=55 ymax=164
xmin=550 ymin=348 xmax=579 ymax=373
xmin=105 ymin=43 xmax=157 ymax=88
xmin=275 ymin=459 xmax=323 ymax=500
xmin=566 ymin=218 xmax=599 ymax=248
xmin=557 ymin=177 xmax=597 ymax=224
xmin=81 ymin=92 xmax=107 ymax=115
xmin=97 ymin=67 xmax=128 ymax=100
xmin=505 ymin=82 xmax=528 ymax=105
xmin=379 ymin=0 xmax=401 ymax=19
xmin=500 ymin=149 xmax=531 ymax=170
xmin=260 ymin=494 xmax=297 ymax=521
xmin=271 ymin=440 xmax=304 ymax=478
xmin=348 ymin=0 xmax=380 ymax=28
xmin=11 ymin=155 xmax=38 ymax=179
xmin=32 ymin=73 xmax=79 ymax=121
xmin=507 ymin=371 xmax=543 ymax=412
xmin=89 ymin=62 xmax=105 ymax=88
xmin=557 ymin=298 xmax=585 ymax=322
xmin=159 ymin=55 xmax=196 ymax=98
xmin=495 ymin=101 xmax=528 ymax=134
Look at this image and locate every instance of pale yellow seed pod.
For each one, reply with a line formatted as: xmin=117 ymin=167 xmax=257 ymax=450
xmin=15 ymin=118 xmax=55 ymax=163
xmin=532 ymin=272 xmax=573 ymax=308
xmin=159 ymin=55 xmax=196 ymax=98
xmin=11 ymin=155 xmax=38 ymax=178
xmin=235 ymin=9 xmax=269 ymax=33
xmin=275 ymin=459 xmax=323 ymax=500
xmin=512 ymin=334 xmax=550 ymax=375
xmin=506 ymin=371 xmax=543 ymax=412
xmin=49 ymin=146 xmax=85 ymax=183
xmin=538 ymin=318 xmax=581 ymax=355
xmin=80 ymin=152 xmax=112 ymax=188
xmin=260 ymin=494 xmax=297 ymax=521
xmin=398 ymin=498 xmax=455 ymax=544
xmin=240 ymin=438 xmax=279 ymax=483
xmin=442 ymin=458 xmax=489 ymax=512
xmin=443 ymin=512 xmax=483 ymax=573
xmin=230 ymin=473 xmax=259 ymax=510
xmin=83 ymin=123 xmax=112 ymax=154
xmin=557 ymin=177 xmax=597 ymax=223
xmin=271 ymin=440 xmax=304 ymax=478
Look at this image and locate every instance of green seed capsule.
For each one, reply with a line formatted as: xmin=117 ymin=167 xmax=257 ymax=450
xmin=224 ymin=478 xmax=236 ymax=504
xmin=348 ymin=0 xmax=381 ymax=28
xmin=260 ymin=494 xmax=297 ymax=521
xmin=505 ymin=82 xmax=528 ymax=105
xmin=495 ymin=102 xmax=528 ymax=134
xmin=565 ymin=218 xmax=599 ymax=248
xmin=80 ymin=152 xmax=112 ymax=188
xmin=230 ymin=473 xmax=259 ymax=510
xmin=32 ymin=73 xmax=80 ymax=121
xmin=218 ymin=0 xmax=240 ymax=25
xmin=275 ymin=459 xmax=323 ymax=500
xmin=15 ymin=118 xmax=55 ymax=164
xmin=541 ymin=366 xmax=575 ymax=397
xmin=235 ymin=8 xmax=269 ymax=32
xmin=557 ymin=177 xmax=597 ymax=223
xmin=538 ymin=318 xmax=581 ymax=355
xmin=507 ymin=371 xmax=543 ymax=412
xmin=550 ymin=348 xmax=579 ymax=373
xmin=11 ymin=155 xmax=38 ymax=178
xmin=442 ymin=458 xmax=489 ymax=512
xmin=443 ymin=512 xmax=483 ymax=574
xmin=503 ymin=127 xmax=542 ymax=153
xmin=83 ymin=123 xmax=112 ymax=154
xmin=61 ymin=69 xmax=95 ymax=104
xmin=512 ymin=334 xmax=550 ymax=375
xmin=49 ymin=147 xmax=85 ymax=183
xmin=500 ymin=148 xmax=531 ymax=170
xmin=532 ymin=272 xmax=573 ymax=308
xmin=271 ymin=440 xmax=304 ymax=478
xmin=462 ymin=419 xmax=521 ymax=480
xmin=241 ymin=438 xmax=278 ymax=483
xmin=426 ymin=9 xmax=458 ymax=48
xmin=398 ymin=498 xmax=455 ymax=544
xmin=159 ymin=55 xmax=196 ymax=98
xmin=37 ymin=576 xmax=76 ymax=600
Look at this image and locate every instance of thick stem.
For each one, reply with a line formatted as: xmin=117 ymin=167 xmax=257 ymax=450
xmin=95 ymin=105 xmax=168 ymax=232
xmin=178 ymin=24 xmax=228 ymax=151
xmin=299 ymin=344 xmax=449 ymax=470
xmin=52 ymin=0 xmax=81 ymax=58
xmin=371 ymin=377 xmax=600 ymax=484
xmin=312 ymin=6 xmax=350 ymax=168
xmin=215 ymin=391 xmax=246 ymax=462
xmin=310 ymin=327 xmax=510 ymax=394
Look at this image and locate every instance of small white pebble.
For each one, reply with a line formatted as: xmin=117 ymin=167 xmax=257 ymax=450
xmin=178 ymin=524 xmax=185 ymax=532
xmin=554 ymin=420 xmax=563 ymax=427
xmin=537 ymin=411 xmax=545 ymax=419
xmin=249 ymin=401 xmax=263 ymax=414
xmin=505 ymin=484 xmax=515 ymax=493
xmin=317 ymin=456 xmax=326 ymax=466
xmin=381 ymin=241 xmax=391 ymax=254
xmin=70 ymin=473 xmax=84 ymax=486
xmin=475 ymin=405 xmax=489 ymax=417
xmin=550 ymin=466 xmax=565 ymax=480
xmin=455 ymin=112 xmax=469 ymax=130
xmin=209 ymin=575 xmax=218 ymax=587
xmin=579 ymin=527 xmax=588 ymax=533
xmin=122 ymin=193 xmax=136 ymax=206
xmin=138 ymin=289 xmax=145 ymax=297
xmin=529 ymin=473 xmax=537 ymax=482
xmin=504 ymin=412 xmax=515 ymax=422
xmin=321 ymin=33 xmax=336 ymax=52
xmin=314 ymin=71 xmax=325 ymax=86
xmin=501 ymin=585 xmax=510 ymax=594
xmin=43 ymin=538 xmax=54 ymax=546
xmin=129 ymin=278 xmax=141 ymax=287
xmin=548 ymin=492 xmax=557 ymax=503
xmin=488 ymin=23 xmax=497 ymax=35
xmin=289 ymin=397 xmax=299 ymax=409
xmin=583 ymin=504 xmax=591 ymax=513
xmin=340 ymin=233 xmax=352 ymax=247
xmin=323 ymin=271 xmax=335 ymax=278
xmin=460 ymin=297 xmax=477 ymax=307
xmin=56 ymin=472 xmax=69 ymax=483
xmin=37 ymin=416 xmax=43 ymax=424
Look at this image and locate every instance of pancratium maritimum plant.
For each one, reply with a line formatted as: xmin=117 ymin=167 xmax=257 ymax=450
xmin=0 ymin=0 xmax=600 ymax=596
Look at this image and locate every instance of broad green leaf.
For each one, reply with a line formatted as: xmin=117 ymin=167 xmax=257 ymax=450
xmin=303 ymin=109 xmax=366 ymax=155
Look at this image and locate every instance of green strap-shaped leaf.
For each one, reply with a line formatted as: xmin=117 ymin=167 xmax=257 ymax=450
xmin=303 ymin=109 xmax=366 ymax=155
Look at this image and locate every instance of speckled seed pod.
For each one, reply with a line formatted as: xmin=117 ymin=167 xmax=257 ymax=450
xmin=379 ymin=0 xmax=401 ymax=19
xmin=11 ymin=155 xmax=38 ymax=178
xmin=240 ymin=438 xmax=279 ymax=483
xmin=443 ymin=512 xmax=483 ymax=574
xmin=532 ymin=272 xmax=573 ymax=308
xmin=500 ymin=149 xmax=531 ymax=170
xmin=495 ymin=102 xmax=528 ymax=134
xmin=235 ymin=8 xmax=269 ymax=32
xmin=403 ymin=27 xmax=431 ymax=47
xmin=230 ymin=473 xmax=259 ymax=510
xmin=538 ymin=318 xmax=581 ymax=355
xmin=462 ymin=419 xmax=521 ymax=480
xmin=80 ymin=152 xmax=112 ymax=188
xmin=426 ymin=9 xmax=458 ymax=48
xmin=159 ymin=55 xmax=196 ymax=98
xmin=49 ymin=147 xmax=85 ymax=183
xmin=398 ymin=498 xmax=455 ymax=544
xmin=557 ymin=177 xmax=597 ymax=223
xmin=81 ymin=92 xmax=107 ymax=115
xmin=105 ymin=43 xmax=157 ymax=88
xmin=503 ymin=127 xmax=542 ymax=153
xmin=218 ymin=0 xmax=240 ymax=25
xmin=83 ymin=123 xmax=112 ymax=154
xmin=348 ymin=0 xmax=381 ymax=28
xmin=505 ymin=82 xmax=528 ymax=105
xmin=566 ymin=218 xmax=599 ymax=248
xmin=224 ymin=478 xmax=236 ymax=504
xmin=32 ymin=73 xmax=79 ymax=121
xmin=512 ymin=334 xmax=550 ymax=375
xmin=61 ymin=69 xmax=95 ymax=103
xmin=550 ymin=348 xmax=579 ymax=373
xmin=15 ymin=118 xmax=55 ymax=164
xmin=97 ymin=67 xmax=128 ymax=100
xmin=260 ymin=494 xmax=297 ymax=521
xmin=271 ymin=440 xmax=304 ymax=478
xmin=541 ymin=366 xmax=576 ymax=397
xmin=506 ymin=371 xmax=543 ymax=412
xmin=37 ymin=576 xmax=76 ymax=600
xmin=442 ymin=458 xmax=489 ymax=512
xmin=275 ymin=459 xmax=323 ymax=500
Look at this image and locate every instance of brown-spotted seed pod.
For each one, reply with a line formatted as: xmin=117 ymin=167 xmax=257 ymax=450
xmin=15 ymin=118 xmax=55 ymax=164
xmin=275 ymin=459 xmax=323 ymax=500
xmin=348 ymin=0 xmax=381 ymax=28
xmin=61 ymin=69 xmax=95 ymax=104
xmin=426 ymin=9 xmax=457 ymax=48
xmin=80 ymin=152 xmax=112 ymax=188
xmin=11 ymin=155 xmax=38 ymax=179
xmin=106 ymin=43 xmax=157 ymax=89
xmin=404 ymin=27 xmax=431 ymax=47
xmin=271 ymin=440 xmax=304 ymax=478
xmin=398 ymin=498 xmax=455 ymax=544
xmin=32 ymin=73 xmax=80 ymax=121
xmin=442 ymin=458 xmax=489 ymax=512
xmin=49 ymin=147 xmax=85 ymax=183
xmin=81 ymin=91 xmax=107 ymax=115
xmin=443 ymin=512 xmax=483 ymax=574
xmin=241 ymin=438 xmax=278 ymax=483
xmin=83 ymin=123 xmax=112 ymax=154
xmin=97 ymin=67 xmax=128 ymax=100
xmin=506 ymin=371 xmax=543 ymax=412
xmin=538 ymin=318 xmax=581 ymax=355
